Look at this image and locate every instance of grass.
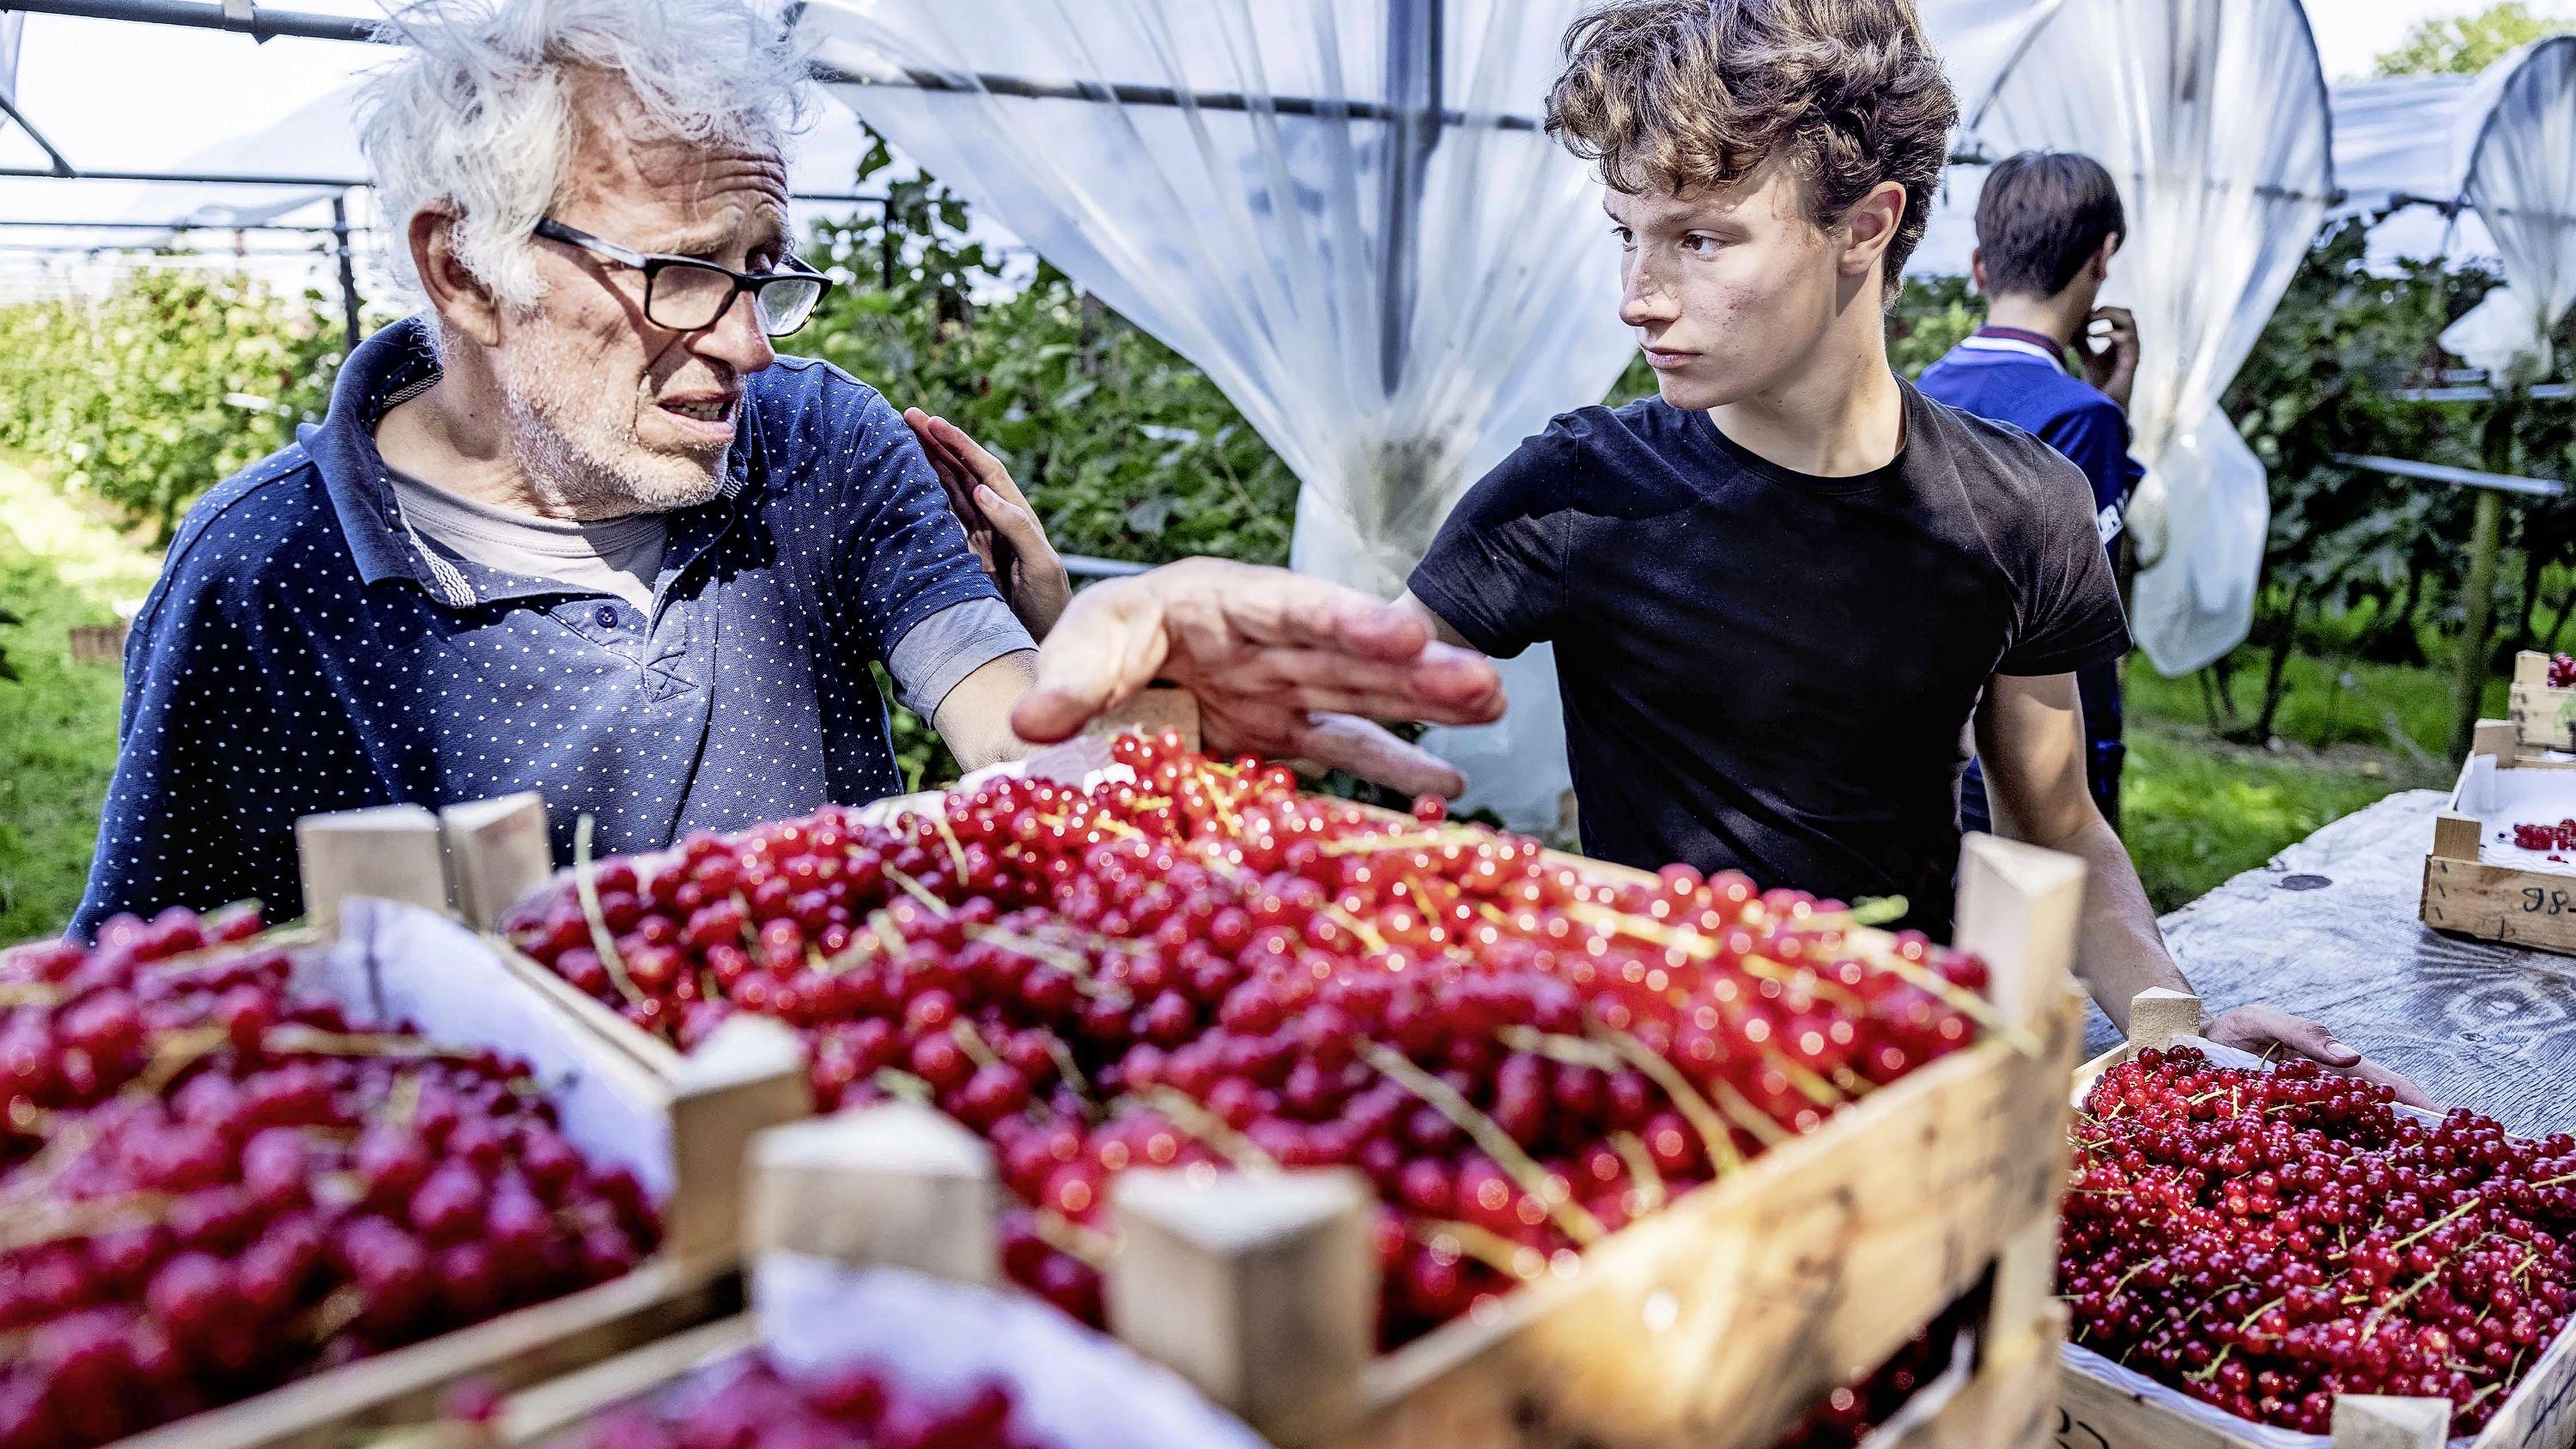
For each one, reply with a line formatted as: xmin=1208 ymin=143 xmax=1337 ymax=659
xmin=0 ymin=445 xmax=2516 ymax=932
xmin=2117 ymin=636 xmax=2504 ymax=912
xmin=0 ymin=453 xmax=160 ymax=942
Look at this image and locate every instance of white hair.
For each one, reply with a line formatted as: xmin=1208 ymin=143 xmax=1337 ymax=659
xmin=357 ymin=0 xmax=810 ymax=309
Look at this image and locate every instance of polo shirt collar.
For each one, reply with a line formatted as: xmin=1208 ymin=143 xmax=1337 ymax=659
xmin=1959 ymin=325 xmax=2073 ymax=375
xmin=299 ymin=313 xmax=759 ymax=610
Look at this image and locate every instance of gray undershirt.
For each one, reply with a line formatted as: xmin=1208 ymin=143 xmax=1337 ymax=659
xmin=385 ymin=466 xmax=1034 ymax=715
xmin=388 ymin=466 xmax=666 ymax=612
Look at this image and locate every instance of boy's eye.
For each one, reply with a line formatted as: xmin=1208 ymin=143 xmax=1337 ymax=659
xmin=1682 ymin=233 xmax=1721 ymax=255
xmin=1610 ymin=225 xmax=1636 ymax=248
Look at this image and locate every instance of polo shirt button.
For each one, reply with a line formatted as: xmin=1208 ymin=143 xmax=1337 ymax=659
xmin=594 ymin=604 xmax=620 ymax=628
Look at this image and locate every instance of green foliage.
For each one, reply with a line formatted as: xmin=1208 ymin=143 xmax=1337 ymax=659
xmin=0 ymin=455 xmax=139 ymax=940
xmin=0 ymin=268 xmax=344 ymax=544
xmin=798 ymin=134 xmax=1300 ymax=571
xmin=2375 ymin=2 xmax=2572 ymax=76
xmin=1886 ymin=274 xmax=1984 ymax=380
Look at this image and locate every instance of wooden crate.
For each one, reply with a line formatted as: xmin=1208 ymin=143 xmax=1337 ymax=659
xmin=739 ymin=833 xmax=2090 ymax=1449
xmin=2053 ymin=991 xmax=2576 ymax=1449
xmin=380 ymin=1285 xmax=2065 ymax=1449
xmin=2420 ymin=721 xmax=2576 ymax=955
xmin=42 ymin=815 xmax=812 ymax=1449
xmin=2510 ymin=651 xmax=2576 ymax=760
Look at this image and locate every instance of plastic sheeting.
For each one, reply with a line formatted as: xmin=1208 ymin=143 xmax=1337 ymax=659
xmin=1960 ymin=0 xmax=2331 ymax=677
xmin=1 ymin=13 xmax=22 ymax=108
xmin=802 ymin=0 xmax=1643 ymax=831
xmin=2328 ymin=73 xmax=2498 ymax=269
xmin=2448 ymin=38 xmax=2576 ymax=383
xmin=802 ymin=1 xmax=1631 ymax=600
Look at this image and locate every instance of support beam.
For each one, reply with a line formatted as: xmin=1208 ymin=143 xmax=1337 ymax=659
xmin=329 ymin=191 xmax=362 ymax=352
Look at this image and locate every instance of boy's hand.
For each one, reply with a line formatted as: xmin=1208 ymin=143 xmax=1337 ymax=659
xmin=2201 ymin=1004 xmax=2437 ymax=1108
xmin=906 ymin=408 xmax=1073 ymax=640
xmin=2082 ymin=306 xmax=2139 ymax=410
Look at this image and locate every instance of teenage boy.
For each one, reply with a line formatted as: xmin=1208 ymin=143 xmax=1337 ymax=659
xmin=1919 ymin=151 xmax=2141 ymax=835
xmin=1014 ymin=0 xmax=2423 ymax=1097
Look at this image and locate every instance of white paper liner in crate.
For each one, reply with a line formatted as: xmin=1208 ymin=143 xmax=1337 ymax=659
xmin=2457 ymin=753 xmax=2576 ymax=870
xmin=302 ymin=896 xmax=676 ymax=1202
xmin=747 ymin=1254 xmax=1269 ymax=1449
xmin=2067 ymin=1036 xmax=2474 ymax=1447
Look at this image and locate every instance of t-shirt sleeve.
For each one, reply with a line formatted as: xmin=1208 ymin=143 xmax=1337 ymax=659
xmin=792 ymin=368 xmax=1007 ymax=663
xmin=885 ymin=596 xmax=1035 ymax=715
xmin=1994 ymin=445 xmax=2134 ymax=678
xmin=1405 ymin=428 xmax=1577 ymax=658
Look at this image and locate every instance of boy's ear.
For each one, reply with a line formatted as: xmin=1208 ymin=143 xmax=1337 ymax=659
xmin=2090 ymin=233 xmax=2121 ymax=284
xmin=1839 ymin=180 xmax=1908 ymax=279
xmin=1970 ymin=248 xmax=1988 ymax=297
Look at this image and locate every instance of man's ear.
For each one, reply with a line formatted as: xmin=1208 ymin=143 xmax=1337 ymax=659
xmin=1970 ymin=248 xmax=1988 ymax=297
xmin=1839 ymin=180 xmax=1908 ymax=278
xmin=2089 ymin=233 xmax=2120 ymax=284
xmin=410 ymin=202 xmax=505 ymax=350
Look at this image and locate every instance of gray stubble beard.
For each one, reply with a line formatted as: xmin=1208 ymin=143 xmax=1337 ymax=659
xmin=498 ymin=334 xmax=727 ymax=519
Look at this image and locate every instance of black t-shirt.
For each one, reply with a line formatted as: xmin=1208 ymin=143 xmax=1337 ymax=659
xmin=1407 ymin=380 xmax=2131 ymax=938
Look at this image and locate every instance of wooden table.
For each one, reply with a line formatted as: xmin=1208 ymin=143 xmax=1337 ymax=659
xmin=2105 ymin=788 xmax=2576 ymax=1134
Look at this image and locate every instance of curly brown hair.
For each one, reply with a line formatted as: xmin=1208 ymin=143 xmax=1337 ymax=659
xmin=1546 ymin=0 xmax=1960 ymax=286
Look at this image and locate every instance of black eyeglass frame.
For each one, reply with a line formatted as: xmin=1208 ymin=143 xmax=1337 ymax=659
xmin=533 ymin=216 xmax=835 ymax=337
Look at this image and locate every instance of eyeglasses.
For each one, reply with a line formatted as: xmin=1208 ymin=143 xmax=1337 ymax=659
xmin=533 ymin=217 xmax=833 ymax=337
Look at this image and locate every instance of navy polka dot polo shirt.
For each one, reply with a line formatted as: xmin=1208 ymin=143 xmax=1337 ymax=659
xmin=72 ymin=315 xmax=1004 ymax=938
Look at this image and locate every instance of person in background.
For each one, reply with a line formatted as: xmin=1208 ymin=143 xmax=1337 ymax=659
xmin=1917 ymin=150 xmax=2141 ymax=833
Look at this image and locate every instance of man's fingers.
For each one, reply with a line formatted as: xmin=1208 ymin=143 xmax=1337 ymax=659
xmin=1285 ymin=713 xmax=1468 ymax=798
xmin=1012 ymin=580 xmax=1173 ymax=743
xmin=1153 ymin=560 xmax=1434 ymax=661
xmin=1168 ymin=644 xmax=1501 ymax=724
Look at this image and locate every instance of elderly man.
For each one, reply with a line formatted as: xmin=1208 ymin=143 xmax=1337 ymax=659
xmin=72 ymin=0 xmax=1495 ymax=937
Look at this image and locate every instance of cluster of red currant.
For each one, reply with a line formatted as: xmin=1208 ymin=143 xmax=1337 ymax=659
xmin=2548 ymin=654 xmax=2576 ymax=688
xmin=0 ymin=906 xmax=661 ymax=1449
xmin=2512 ymin=818 xmax=2576 ymax=853
xmin=1773 ymin=1299 xmax=1971 ymax=1449
xmin=545 ymin=1354 xmax=1044 ymax=1449
xmin=2060 ymin=1048 xmax=2576 ymax=1436
xmin=507 ymin=733 xmax=1994 ymax=1351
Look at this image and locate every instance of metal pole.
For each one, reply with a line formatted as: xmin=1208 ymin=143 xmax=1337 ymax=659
xmin=2453 ymin=397 xmax=2521 ymax=759
xmin=1377 ymin=0 xmax=1440 ymax=397
xmin=0 ymin=87 xmax=76 ymax=176
xmin=4 ymin=0 xmax=1544 ymax=130
xmin=330 ymin=192 xmax=362 ymax=352
xmin=3 ymin=0 xmax=380 ymax=43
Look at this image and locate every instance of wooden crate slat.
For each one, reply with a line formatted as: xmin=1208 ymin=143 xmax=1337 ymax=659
xmin=1331 ymin=989 xmax=2081 ymax=1449
xmin=101 ymin=1231 xmax=738 ymax=1449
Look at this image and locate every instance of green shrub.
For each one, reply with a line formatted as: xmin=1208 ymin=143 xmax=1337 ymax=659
xmin=0 ymin=268 xmax=343 ymax=544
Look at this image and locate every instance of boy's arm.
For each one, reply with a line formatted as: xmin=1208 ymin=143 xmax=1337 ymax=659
xmin=1976 ymin=671 xmax=2435 ymax=1106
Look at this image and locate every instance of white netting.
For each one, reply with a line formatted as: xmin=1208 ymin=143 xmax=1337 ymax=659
xmin=2445 ymin=37 xmax=2576 ymax=384
xmin=1959 ymin=0 xmax=2331 ymax=676
xmin=801 ymin=0 xmax=1652 ymax=829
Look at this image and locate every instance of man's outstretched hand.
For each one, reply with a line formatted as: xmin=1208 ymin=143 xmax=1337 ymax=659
xmin=2202 ymin=1004 xmax=2437 ymax=1109
xmin=1012 ymin=557 xmax=1505 ymax=796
